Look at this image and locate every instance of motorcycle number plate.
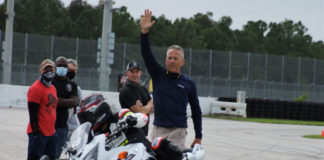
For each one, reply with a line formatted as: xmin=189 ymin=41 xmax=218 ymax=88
xmin=105 ymin=132 xmax=127 ymax=150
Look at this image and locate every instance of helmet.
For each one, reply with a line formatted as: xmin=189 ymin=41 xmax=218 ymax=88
xmin=79 ymin=93 xmax=104 ymax=113
xmin=92 ymin=101 xmax=114 ymax=133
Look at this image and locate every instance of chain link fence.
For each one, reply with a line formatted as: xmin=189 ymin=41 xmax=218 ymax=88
xmin=1 ymin=31 xmax=324 ymax=102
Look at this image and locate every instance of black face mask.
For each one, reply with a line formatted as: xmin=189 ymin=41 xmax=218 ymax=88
xmin=40 ymin=71 xmax=55 ymax=87
xmin=66 ymin=71 xmax=76 ymax=80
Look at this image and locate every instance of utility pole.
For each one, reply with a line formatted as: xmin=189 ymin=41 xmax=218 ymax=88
xmin=2 ymin=0 xmax=14 ymax=84
xmin=99 ymin=0 xmax=113 ymax=91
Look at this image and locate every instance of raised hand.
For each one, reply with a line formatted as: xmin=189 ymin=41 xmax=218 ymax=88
xmin=140 ymin=9 xmax=156 ymax=34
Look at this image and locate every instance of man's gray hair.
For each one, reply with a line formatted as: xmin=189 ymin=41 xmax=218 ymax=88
xmin=167 ymin=45 xmax=184 ymax=59
xmin=67 ymin=58 xmax=78 ymax=69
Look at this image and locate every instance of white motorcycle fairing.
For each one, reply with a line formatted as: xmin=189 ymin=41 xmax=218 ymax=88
xmin=67 ymin=121 xmax=155 ymax=160
xmin=70 ymin=134 xmax=155 ymax=160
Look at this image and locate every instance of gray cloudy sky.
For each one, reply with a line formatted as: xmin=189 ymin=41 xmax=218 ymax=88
xmin=1 ymin=0 xmax=324 ymax=41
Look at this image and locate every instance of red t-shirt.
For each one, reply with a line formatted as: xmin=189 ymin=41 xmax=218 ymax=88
xmin=27 ymin=80 xmax=58 ymax=136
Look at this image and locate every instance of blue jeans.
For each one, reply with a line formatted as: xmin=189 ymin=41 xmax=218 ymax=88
xmin=56 ymin=127 xmax=68 ymax=159
xmin=27 ymin=132 xmax=59 ymax=160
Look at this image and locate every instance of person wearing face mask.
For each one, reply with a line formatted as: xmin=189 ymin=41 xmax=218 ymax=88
xmin=26 ymin=59 xmax=59 ymax=160
xmin=67 ymin=58 xmax=82 ymax=105
xmin=66 ymin=59 xmax=83 ymax=137
xmin=52 ymin=56 xmax=79 ymax=159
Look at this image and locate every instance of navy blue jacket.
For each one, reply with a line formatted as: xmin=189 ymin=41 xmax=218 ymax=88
xmin=141 ymin=33 xmax=202 ymax=139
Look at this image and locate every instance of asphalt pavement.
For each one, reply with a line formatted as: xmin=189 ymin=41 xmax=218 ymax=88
xmin=0 ymin=107 xmax=323 ymax=160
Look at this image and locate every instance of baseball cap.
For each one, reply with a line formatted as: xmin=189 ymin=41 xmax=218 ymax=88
xmin=40 ymin=59 xmax=55 ymax=69
xmin=126 ymin=61 xmax=141 ymax=71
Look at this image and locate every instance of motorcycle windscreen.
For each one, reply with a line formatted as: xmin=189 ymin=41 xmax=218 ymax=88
xmin=69 ymin=122 xmax=92 ymax=152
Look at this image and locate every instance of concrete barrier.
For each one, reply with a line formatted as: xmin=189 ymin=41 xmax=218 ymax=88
xmin=0 ymin=84 xmax=215 ymax=115
xmin=210 ymin=101 xmax=247 ymax=117
xmin=0 ymin=84 xmax=30 ymax=108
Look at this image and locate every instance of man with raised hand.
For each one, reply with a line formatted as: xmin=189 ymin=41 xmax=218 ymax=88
xmin=140 ymin=9 xmax=202 ymax=149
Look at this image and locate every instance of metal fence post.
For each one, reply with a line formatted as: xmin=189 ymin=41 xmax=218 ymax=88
xmin=228 ymin=51 xmax=232 ymax=96
xmin=123 ymin=42 xmax=126 ymax=72
xmin=189 ymin=48 xmax=192 ymax=78
xmin=312 ymin=83 xmax=315 ymax=101
xmin=312 ymin=58 xmax=317 ymax=101
xmin=50 ymin=35 xmax=54 ymax=60
xmin=281 ymin=55 xmax=285 ymax=83
xmin=23 ymin=33 xmax=28 ymax=85
xmin=280 ymin=55 xmax=285 ymax=97
xmin=227 ymin=78 xmax=231 ymax=96
xmin=296 ymin=57 xmax=301 ymax=95
xmin=88 ymin=68 xmax=92 ymax=89
xmin=211 ymin=78 xmax=216 ymax=97
xmin=246 ymin=52 xmax=250 ymax=81
xmin=228 ymin=51 xmax=232 ymax=81
xmin=240 ymin=79 xmax=243 ymax=90
xmin=293 ymin=83 xmax=297 ymax=99
xmin=264 ymin=54 xmax=268 ymax=98
xmin=252 ymin=80 xmax=257 ymax=97
xmin=297 ymin=57 xmax=301 ymax=84
xmin=75 ymin=37 xmax=79 ymax=61
xmin=313 ymin=58 xmax=317 ymax=85
xmin=197 ymin=76 xmax=202 ymax=96
xmin=209 ymin=49 xmax=212 ymax=96
xmin=245 ymin=52 xmax=251 ymax=92
xmin=298 ymin=83 xmax=302 ymax=98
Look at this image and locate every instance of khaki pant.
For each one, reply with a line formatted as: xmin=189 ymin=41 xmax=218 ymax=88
xmin=151 ymin=125 xmax=187 ymax=149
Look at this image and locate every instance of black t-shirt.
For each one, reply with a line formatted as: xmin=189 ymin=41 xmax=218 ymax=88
xmin=53 ymin=76 xmax=78 ymax=128
xmin=119 ymin=80 xmax=151 ymax=136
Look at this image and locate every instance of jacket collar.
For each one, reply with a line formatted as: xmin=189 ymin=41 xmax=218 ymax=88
xmin=126 ymin=79 xmax=140 ymax=88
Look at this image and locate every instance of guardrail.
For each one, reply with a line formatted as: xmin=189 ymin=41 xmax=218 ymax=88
xmin=210 ymin=101 xmax=247 ymax=117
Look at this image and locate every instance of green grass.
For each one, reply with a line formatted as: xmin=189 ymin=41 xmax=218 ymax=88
xmin=303 ymin=135 xmax=324 ymax=139
xmin=205 ymin=115 xmax=324 ymax=126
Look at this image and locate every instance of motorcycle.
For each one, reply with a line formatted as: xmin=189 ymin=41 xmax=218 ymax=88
xmin=62 ymin=109 xmax=205 ymax=160
xmin=64 ymin=109 xmax=156 ymax=160
xmin=41 ymin=94 xmax=205 ymax=160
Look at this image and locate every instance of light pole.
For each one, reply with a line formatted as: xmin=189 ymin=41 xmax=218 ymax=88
xmin=2 ymin=0 xmax=14 ymax=84
xmin=99 ymin=0 xmax=113 ymax=91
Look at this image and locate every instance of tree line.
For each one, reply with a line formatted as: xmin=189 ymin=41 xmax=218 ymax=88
xmin=0 ymin=0 xmax=324 ymax=59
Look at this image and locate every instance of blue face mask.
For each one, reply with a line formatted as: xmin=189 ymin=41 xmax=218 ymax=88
xmin=56 ymin=67 xmax=68 ymax=77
